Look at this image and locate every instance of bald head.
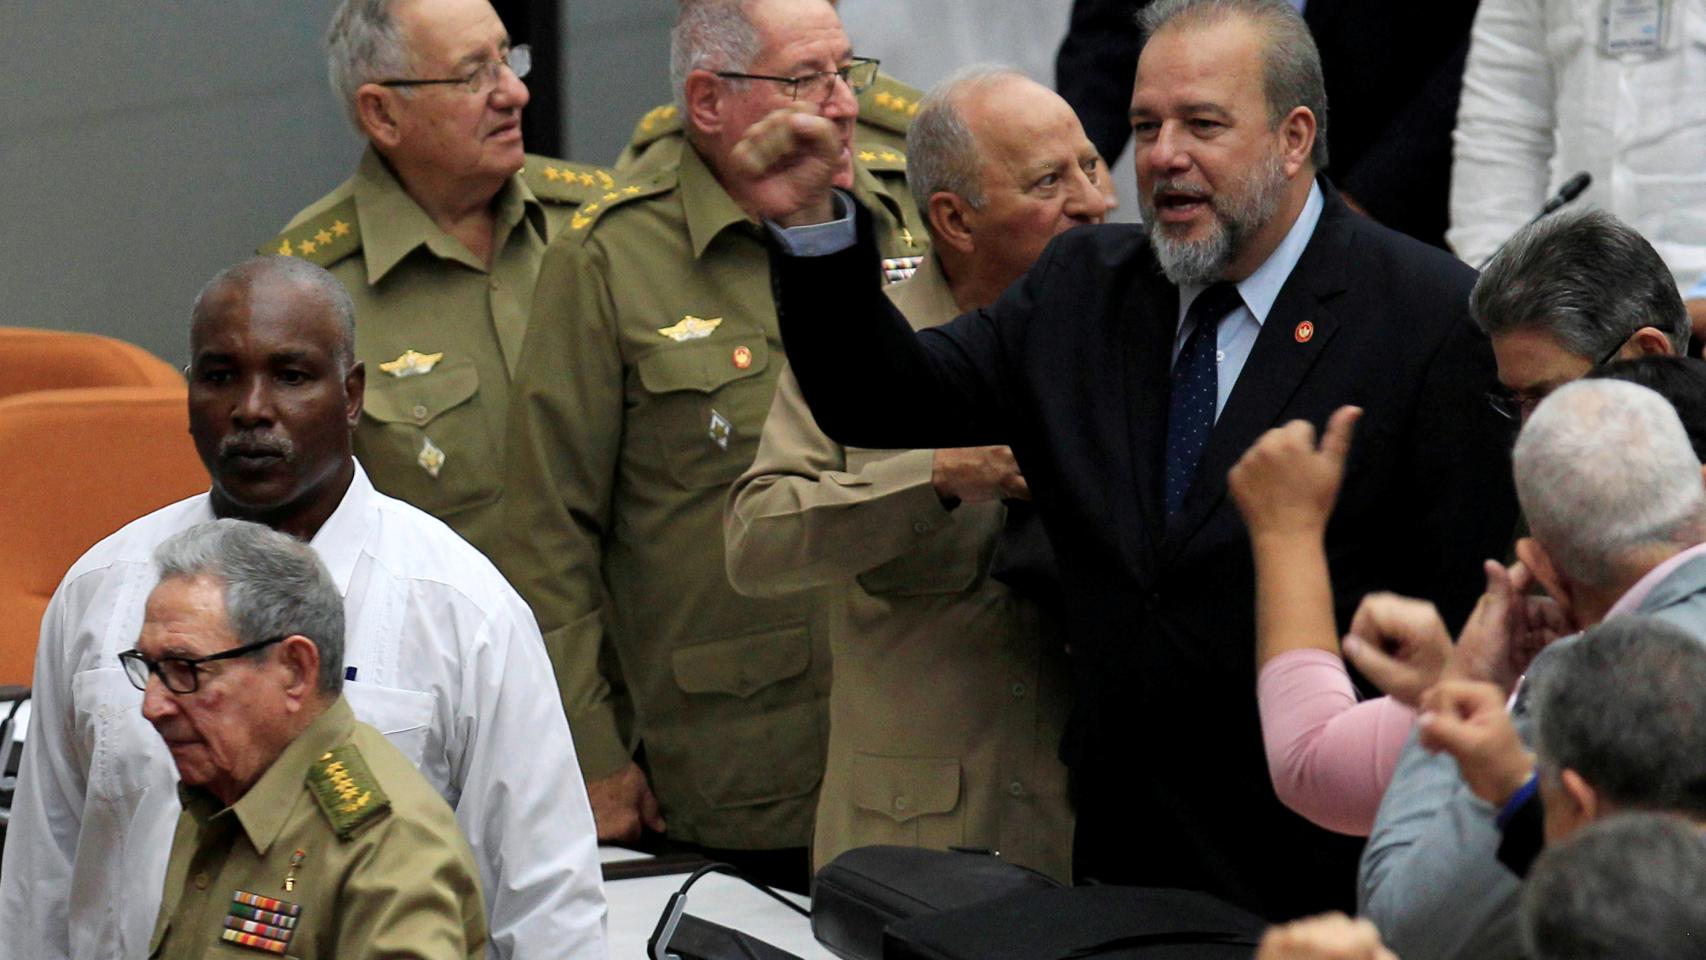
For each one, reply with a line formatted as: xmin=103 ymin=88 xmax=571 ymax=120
xmin=191 ymin=257 xmax=357 ymax=374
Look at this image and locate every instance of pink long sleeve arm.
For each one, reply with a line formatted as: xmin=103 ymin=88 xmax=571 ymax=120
xmin=1256 ymin=648 xmax=1417 ymax=836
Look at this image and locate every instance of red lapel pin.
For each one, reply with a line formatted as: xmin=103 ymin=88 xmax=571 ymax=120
xmin=1294 ymin=321 xmax=1314 ymax=344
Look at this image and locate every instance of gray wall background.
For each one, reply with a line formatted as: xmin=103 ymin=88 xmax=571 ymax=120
xmin=2 ymin=1 xmax=1091 ymax=367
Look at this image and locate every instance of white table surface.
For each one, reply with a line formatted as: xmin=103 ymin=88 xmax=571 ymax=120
xmin=600 ymin=846 xmax=835 ymax=959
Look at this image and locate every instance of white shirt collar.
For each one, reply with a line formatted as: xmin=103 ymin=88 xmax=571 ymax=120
xmin=304 ymin=462 xmax=373 ymax=595
xmin=1180 ymin=181 xmax=1326 ymax=324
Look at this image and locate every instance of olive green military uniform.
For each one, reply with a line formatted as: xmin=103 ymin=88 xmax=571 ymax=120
xmin=148 ymin=697 xmax=485 ymax=960
xmin=263 ymin=147 xmax=613 ymax=564
xmin=614 ymin=72 xmax=921 ymax=178
xmin=726 ymin=253 xmax=1074 ymax=881
xmin=502 ymin=142 xmax=927 ymax=849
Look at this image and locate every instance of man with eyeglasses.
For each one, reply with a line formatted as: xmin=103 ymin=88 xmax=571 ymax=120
xmin=1472 ymin=208 xmax=1688 ymax=424
xmin=0 ymin=256 xmax=605 ymax=960
xmin=260 ymin=0 xmax=614 ymax=566
xmin=128 ymin=519 xmax=485 ymax=960
xmin=500 ymin=0 xmax=925 ymax=892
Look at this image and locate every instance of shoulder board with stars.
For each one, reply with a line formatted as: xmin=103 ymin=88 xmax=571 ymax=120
xmin=262 ymin=198 xmax=360 ymax=268
xmin=857 ymin=72 xmax=924 ymax=135
xmin=565 ymin=171 xmax=677 ymax=236
xmin=523 ymin=154 xmax=619 ymax=205
xmin=628 ymin=104 xmax=683 ymax=151
xmin=307 ymin=743 xmax=391 ymax=840
xmin=856 ymin=147 xmax=908 ymax=175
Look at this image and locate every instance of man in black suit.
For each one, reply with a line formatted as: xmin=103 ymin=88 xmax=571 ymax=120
xmin=733 ymin=0 xmax=1514 ymax=920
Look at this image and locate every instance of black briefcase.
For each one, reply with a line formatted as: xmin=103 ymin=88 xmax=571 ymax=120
xmin=810 ymin=846 xmax=1063 ymax=960
xmin=883 ymin=885 xmax=1266 ymax=959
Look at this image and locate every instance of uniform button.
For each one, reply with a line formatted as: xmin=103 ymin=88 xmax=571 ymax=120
xmin=1007 ymin=781 xmax=1024 ymax=797
xmin=489 ymin=278 xmax=500 ymax=290
xmin=1011 ymin=682 xmax=1027 ymax=698
xmin=912 ymin=521 xmax=931 ymax=534
xmin=893 ymin=795 xmax=910 ymax=812
xmin=193 ymin=872 xmax=209 ymax=890
xmin=412 ymin=404 xmax=429 ymax=421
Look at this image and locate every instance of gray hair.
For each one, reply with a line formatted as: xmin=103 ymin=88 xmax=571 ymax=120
xmin=153 ymin=519 xmax=346 ymax=696
xmin=1513 ymin=379 xmax=1706 ymax=586
xmin=1138 ymin=0 xmax=1329 ymax=169
xmin=192 ymin=256 xmax=357 ymax=375
xmin=1473 ymin=209 xmax=1690 ymax=357
xmin=1520 ymin=812 xmax=1706 ymax=960
xmin=1531 ymin=616 xmax=1706 ymax=819
xmin=326 ymin=0 xmax=416 ymax=130
xmin=670 ymin=0 xmax=764 ymax=114
xmin=905 ymin=65 xmax=1030 ymax=229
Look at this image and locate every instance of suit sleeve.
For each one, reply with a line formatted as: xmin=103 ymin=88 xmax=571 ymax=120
xmin=0 ymin=587 xmax=82 ymax=960
xmin=447 ymin=594 xmax=608 ymax=959
xmin=500 ymin=235 xmax=630 ymax=781
xmin=724 ymin=364 xmax=953 ymax=598
xmin=1446 ymin=0 xmax=1556 ymax=264
xmin=774 ymin=201 xmax=1038 ymax=451
xmin=1054 ymin=0 xmax=1147 ymax=164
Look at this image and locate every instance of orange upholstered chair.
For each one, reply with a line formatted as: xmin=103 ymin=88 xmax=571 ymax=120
xmin=0 ymin=386 xmax=208 ymax=687
xmin=0 ymin=327 xmax=182 ymax=401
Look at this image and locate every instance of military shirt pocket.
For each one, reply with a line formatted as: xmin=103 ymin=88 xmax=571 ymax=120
xmin=661 ymin=625 xmax=825 ymax=808
xmin=359 ymin=357 xmax=500 ymax=519
xmin=635 ymin=337 xmax=773 ymax=490
xmin=851 ymin=754 xmax=964 ymax=848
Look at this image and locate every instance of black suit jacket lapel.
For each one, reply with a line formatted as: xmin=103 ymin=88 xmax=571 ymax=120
xmin=1162 ymin=193 xmax=1356 ymax=558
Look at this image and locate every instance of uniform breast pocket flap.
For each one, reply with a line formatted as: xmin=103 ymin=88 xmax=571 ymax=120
xmin=851 ymin=754 xmax=962 ymax=825
xmin=363 ymin=357 xmax=480 ymax=428
xmin=636 ymin=338 xmax=774 ymax=489
xmin=341 ymin=682 xmax=436 ymax=767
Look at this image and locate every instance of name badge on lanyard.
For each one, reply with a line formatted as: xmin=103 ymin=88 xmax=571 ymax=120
xmin=1601 ymin=0 xmax=1669 ymax=56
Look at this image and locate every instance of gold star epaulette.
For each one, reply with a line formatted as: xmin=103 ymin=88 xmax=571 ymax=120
xmin=855 ymin=147 xmax=908 ymax=174
xmin=261 ymin=198 xmax=360 ymax=268
xmin=628 ymin=104 xmax=683 ymax=151
xmin=857 ymin=72 xmax=924 ymax=135
xmin=523 ymin=154 xmax=619 ymax=205
xmin=307 ymin=743 xmax=391 ymax=839
xmin=565 ymin=170 xmax=676 ymax=236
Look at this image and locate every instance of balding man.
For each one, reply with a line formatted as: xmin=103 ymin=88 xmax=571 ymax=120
xmin=725 ymin=66 xmax=1105 ymax=880
xmin=502 ymin=0 xmax=926 ymax=890
xmin=263 ymin=0 xmax=614 ymax=563
xmin=0 ymin=258 xmax=604 ymax=960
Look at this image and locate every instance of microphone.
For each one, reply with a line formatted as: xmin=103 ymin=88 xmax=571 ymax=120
xmin=1475 ymin=171 xmax=1593 ymax=270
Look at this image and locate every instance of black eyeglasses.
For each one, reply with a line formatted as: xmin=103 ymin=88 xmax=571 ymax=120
xmin=715 ymin=56 xmax=880 ymax=103
xmin=377 ymin=44 xmax=531 ymax=96
xmin=1486 ymin=334 xmax=1631 ymax=421
xmin=118 ymin=636 xmax=286 ymax=695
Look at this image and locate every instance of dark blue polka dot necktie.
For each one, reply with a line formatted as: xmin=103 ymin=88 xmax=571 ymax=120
xmin=1164 ymin=282 xmax=1244 ymax=517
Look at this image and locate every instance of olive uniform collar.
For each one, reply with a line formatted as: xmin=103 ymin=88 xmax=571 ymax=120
xmin=353 ymin=146 xmax=546 ymax=286
xmin=679 ymin=143 xmax=761 ymax=261
xmin=178 ymin=696 xmax=358 ymax=857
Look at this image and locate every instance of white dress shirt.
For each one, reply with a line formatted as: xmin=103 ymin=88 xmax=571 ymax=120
xmin=0 ymin=465 xmax=607 ymax=960
xmin=1449 ymin=0 xmax=1706 ymax=290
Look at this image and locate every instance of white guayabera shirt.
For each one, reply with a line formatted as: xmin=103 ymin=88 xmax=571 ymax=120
xmin=0 ymin=465 xmax=607 ymax=960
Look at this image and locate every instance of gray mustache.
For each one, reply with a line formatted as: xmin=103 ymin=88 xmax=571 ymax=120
xmin=219 ymin=431 xmax=294 ymax=460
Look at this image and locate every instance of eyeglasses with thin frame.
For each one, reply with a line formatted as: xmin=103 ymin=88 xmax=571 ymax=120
xmin=714 ymin=56 xmax=880 ymax=103
xmin=377 ymin=44 xmax=531 ymax=96
xmin=118 ymin=636 xmax=287 ymax=695
xmin=1486 ymin=335 xmax=1632 ymax=421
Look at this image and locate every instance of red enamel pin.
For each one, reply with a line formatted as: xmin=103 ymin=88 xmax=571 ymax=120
xmin=1294 ymin=321 xmax=1314 ymax=343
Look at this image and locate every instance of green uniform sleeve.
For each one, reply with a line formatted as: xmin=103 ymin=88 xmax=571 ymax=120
xmin=335 ymin=813 xmax=487 ymax=960
xmin=501 ymin=234 xmax=633 ymax=780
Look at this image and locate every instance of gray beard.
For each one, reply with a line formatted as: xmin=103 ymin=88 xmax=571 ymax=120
xmin=1141 ymin=153 xmax=1288 ymax=287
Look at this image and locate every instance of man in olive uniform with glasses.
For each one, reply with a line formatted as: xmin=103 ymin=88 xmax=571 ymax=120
xmin=129 ymin=520 xmax=484 ymax=960
xmin=262 ymin=0 xmax=614 ymax=564
xmin=502 ymin=0 xmax=927 ymax=891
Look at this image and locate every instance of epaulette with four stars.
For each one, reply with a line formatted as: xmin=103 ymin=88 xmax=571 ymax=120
xmin=857 ymin=73 xmax=924 ymax=135
xmin=261 ymin=198 xmax=360 ymax=268
xmin=563 ymin=170 xmax=677 ymax=237
xmin=628 ymin=104 xmax=683 ymax=152
xmin=307 ymin=743 xmax=391 ymax=839
xmin=523 ymin=154 xmax=619 ymax=205
xmin=856 ymin=146 xmax=908 ymax=175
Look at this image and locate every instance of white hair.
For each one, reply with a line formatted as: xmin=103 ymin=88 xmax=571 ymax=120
xmin=905 ymin=65 xmax=1029 ymax=229
xmin=326 ymin=0 xmax=417 ymax=130
xmin=670 ymin=0 xmax=764 ymax=114
xmin=1514 ymin=379 xmax=1706 ymax=586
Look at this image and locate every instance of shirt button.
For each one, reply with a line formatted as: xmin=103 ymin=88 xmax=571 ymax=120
xmin=489 ymin=278 xmax=500 ymax=290
xmin=412 ymin=404 xmax=429 ymax=421
xmin=1011 ymin=682 xmax=1027 ymax=698
xmin=193 ymin=872 xmax=209 ymax=890
xmin=1216 ymin=350 xmax=1226 ymax=362
xmin=912 ymin=521 xmax=931 ymax=534
xmin=1008 ymin=781 xmax=1024 ymax=797
xmin=893 ymin=795 xmax=910 ymax=812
